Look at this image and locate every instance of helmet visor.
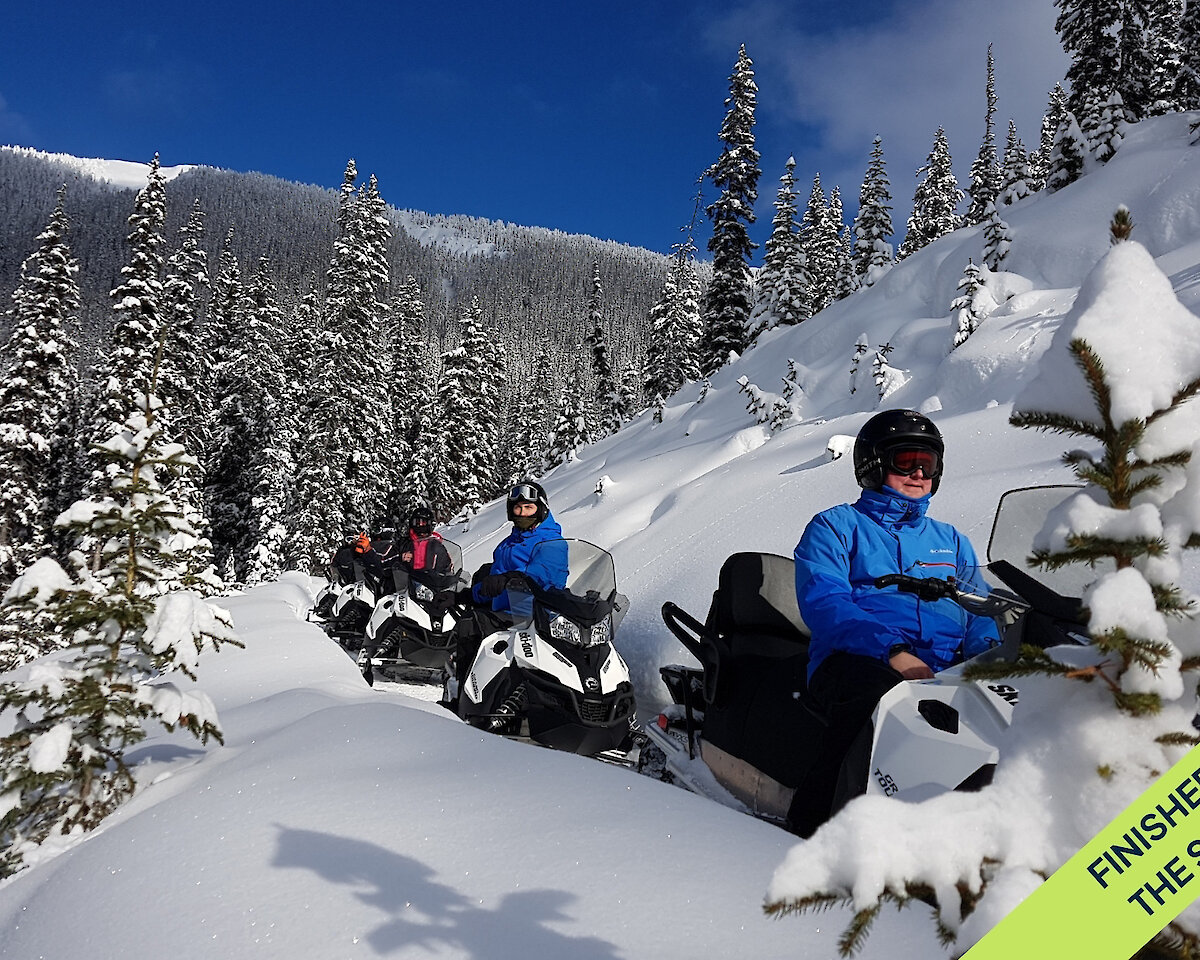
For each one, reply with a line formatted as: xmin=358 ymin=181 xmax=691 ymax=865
xmin=886 ymin=446 xmax=942 ymax=478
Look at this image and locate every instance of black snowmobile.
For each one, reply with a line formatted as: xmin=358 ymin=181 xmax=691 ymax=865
xmin=308 ymin=531 xmax=394 ymax=653
xmin=639 ymin=485 xmax=1091 ymax=835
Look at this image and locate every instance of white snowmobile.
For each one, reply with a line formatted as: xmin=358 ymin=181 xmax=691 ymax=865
xmin=358 ymin=538 xmax=469 ymax=686
xmin=443 ymin=538 xmax=639 ymax=763
xmin=640 ymin=485 xmax=1091 ymax=834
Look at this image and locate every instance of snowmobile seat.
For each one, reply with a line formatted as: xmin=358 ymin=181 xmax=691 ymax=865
xmin=663 ymin=552 xmax=820 ymax=791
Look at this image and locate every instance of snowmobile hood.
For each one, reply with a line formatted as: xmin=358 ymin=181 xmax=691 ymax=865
xmin=856 ymin=487 xmax=932 ymax=528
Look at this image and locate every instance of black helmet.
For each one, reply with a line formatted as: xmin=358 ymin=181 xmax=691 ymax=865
xmin=407 ymin=507 xmax=434 ymax=538
xmin=853 ymin=409 xmax=945 ymax=494
xmin=506 ymin=480 xmax=549 ymax=526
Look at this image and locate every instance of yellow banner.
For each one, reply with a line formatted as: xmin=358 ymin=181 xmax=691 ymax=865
xmin=965 ymin=745 xmax=1200 ymax=958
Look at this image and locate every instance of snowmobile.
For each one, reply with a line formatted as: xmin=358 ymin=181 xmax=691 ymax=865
xmin=308 ymin=532 xmax=395 ymax=653
xmin=442 ymin=538 xmax=639 ymax=764
xmin=357 ymin=538 xmax=470 ymax=686
xmin=639 ymin=485 xmax=1091 ymax=835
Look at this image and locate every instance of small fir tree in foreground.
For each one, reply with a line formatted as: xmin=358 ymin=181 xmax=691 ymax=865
xmin=0 ymin=392 xmax=239 ymax=878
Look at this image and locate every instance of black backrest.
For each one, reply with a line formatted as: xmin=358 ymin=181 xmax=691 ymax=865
xmin=706 ymin=552 xmax=810 ymax=652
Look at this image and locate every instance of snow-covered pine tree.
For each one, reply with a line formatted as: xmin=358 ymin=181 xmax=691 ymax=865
xmin=735 ymin=376 xmax=770 ymax=424
xmin=700 ymin=44 xmax=760 ymax=375
xmin=897 ymin=127 xmax=963 ymax=260
xmin=284 ymin=311 xmax=346 ymax=572
xmin=1085 ymin=88 xmax=1128 ymax=163
xmin=545 ymin=358 xmax=589 ymax=469
xmin=1029 ymin=83 xmax=1069 ymax=192
xmin=981 ymin=202 xmax=1013 ymax=271
xmin=156 ymin=200 xmax=215 ymax=590
xmin=325 ymin=164 xmax=393 ymax=531
xmin=652 ymin=394 xmax=665 ymax=424
xmin=0 ymin=186 xmax=80 ymax=587
xmin=998 ymin=119 xmax=1033 ymax=206
xmin=1144 ymin=0 xmax=1184 ymax=116
xmin=645 ymin=235 xmax=704 ymax=400
xmin=236 ymin=260 xmax=293 ymax=585
xmin=395 ymin=405 xmax=445 ymax=519
xmin=0 ymin=389 xmax=238 ymax=878
xmin=801 ymin=174 xmax=841 ymax=314
xmin=829 ymin=187 xmax=858 ymax=301
xmin=949 ymin=259 xmax=999 ymax=349
xmin=583 ymin=263 xmax=619 ymax=438
xmin=965 ymin=44 xmax=1002 ymax=226
xmin=614 ymin=361 xmax=644 ymax=426
xmin=1113 ymin=0 xmax=1156 ymax=120
xmin=1046 ymin=111 xmax=1088 ymax=192
xmin=438 ymin=298 xmax=497 ymax=519
xmin=88 ymin=155 xmax=168 ymax=500
xmin=386 ymin=275 xmax=429 ymax=507
xmin=871 ymin=342 xmax=905 ymax=402
xmin=770 ymin=359 xmax=804 ymax=431
xmin=754 ymin=156 xmax=807 ymax=332
xmin=158 ymin=199 xmax=208 ymax=461
xmin=1177 ymin=0 xmax=1200 ymax=111
xmin=851 ymin=137 xmax=893 ymax=286
xmin=1055 ymin=0 xmax=1120 ymax=123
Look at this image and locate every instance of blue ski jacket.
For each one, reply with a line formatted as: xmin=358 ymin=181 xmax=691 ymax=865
xmin=794 ymin=487 xmax=1000 ymax=679
xmin=474 ymin=512 xmax=568 ymax=612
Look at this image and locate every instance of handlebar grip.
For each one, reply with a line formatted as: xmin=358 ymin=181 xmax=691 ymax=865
xmin=875 ymin=574 xmax=954 ymax=602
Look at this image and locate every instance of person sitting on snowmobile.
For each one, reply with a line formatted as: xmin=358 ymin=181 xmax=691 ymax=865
xmin=789 ymin=408 xmax=1000 ymax=832
xmin=443 ymin=480 xmax=567 ymax=701
xmin=396 ymin=507 xmax=452 ymax=576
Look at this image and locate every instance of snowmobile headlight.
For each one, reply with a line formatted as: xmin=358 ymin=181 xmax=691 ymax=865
xmin=413 ymin=581 xmax=435 ymax=602
xmin=548 ymin=614 xmax=582 ymax=644
xmin=585 ymin=615 xmax=612 ymax=648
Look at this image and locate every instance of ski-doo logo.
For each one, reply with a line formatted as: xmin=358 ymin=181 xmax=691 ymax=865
xmin=987 ymin=683 xmax=1019 ymax=705
xmin=519 ymin=632 xmax=534 ymax=659
xmin=874 ymin=767 xmax=899 ymax=797
xmin=584 ymin=677 xmax=599 ymax=692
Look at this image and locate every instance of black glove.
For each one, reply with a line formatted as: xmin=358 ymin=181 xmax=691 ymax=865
xmin=477 ymin=573 xmax=511 ymax=599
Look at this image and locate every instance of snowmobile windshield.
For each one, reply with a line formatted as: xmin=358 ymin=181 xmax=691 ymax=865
xmin=387 ymin=539 xmax=468 ymax=595
xmin=505 ymin=539 xmax=616 ymax=629
xmin=986 ymin=485 xmax=1108 ymax=599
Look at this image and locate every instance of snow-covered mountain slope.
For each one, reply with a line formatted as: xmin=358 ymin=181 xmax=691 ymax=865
xmin=0 ymin=145 xmax=195 ymax=188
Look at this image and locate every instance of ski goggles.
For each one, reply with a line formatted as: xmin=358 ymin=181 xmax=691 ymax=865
xmin=885 ymin=445 xmax=942 ymax=478
xmin=508 ymin=484 xmax=542 ymax=503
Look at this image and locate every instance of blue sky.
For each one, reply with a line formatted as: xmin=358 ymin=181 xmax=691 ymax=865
xmin=1 ymin=0 xmax=1067 ymax=258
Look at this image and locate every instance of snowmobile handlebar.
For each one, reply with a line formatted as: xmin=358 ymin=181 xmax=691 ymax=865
xmin=873 ymin=574 xmax=1029 ymax=619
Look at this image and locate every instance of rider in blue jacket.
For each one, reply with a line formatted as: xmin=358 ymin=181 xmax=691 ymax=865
xmin=790 ymin=409 xmax=999 ymax=834
xmin=470 ymin=483 xmax=566 ymax=611
xmin=450 ymin=481 xmax=566 ymax=697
